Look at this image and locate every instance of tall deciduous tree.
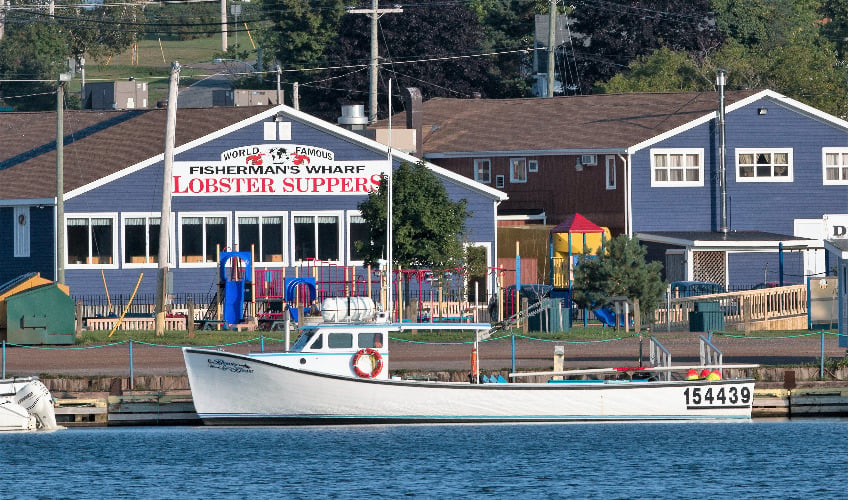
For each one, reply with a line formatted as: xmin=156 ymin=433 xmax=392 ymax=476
xmin=599 ymin=1 xmax=848 ymax=117
xmin=356 ymin=161 xmax=469 ymax=272
xmin=0 ymin=22 xmax=68 ymax=110
xmin=571 ymin=235 xmax=666 ymax=318
xmin=301 ymin=1 xmax=494 ymax=120
xmin=570 ymin=0 xmax=722 ymax=94
xmin=262 ymin=0 xmax=350 ymax=70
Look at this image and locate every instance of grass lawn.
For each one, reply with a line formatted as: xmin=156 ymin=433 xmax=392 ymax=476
xmin=68 ymin=35 xmax=236 ymax=106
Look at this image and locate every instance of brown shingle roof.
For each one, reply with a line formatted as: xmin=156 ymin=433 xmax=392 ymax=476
xmin=388 ymin=91 xmax=759 ymax=154
xmin=0 ymin=107 xmax=273 ymax=200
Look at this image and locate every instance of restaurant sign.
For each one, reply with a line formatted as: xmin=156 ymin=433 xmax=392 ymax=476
xmin=172 ymin=145 xmax=390 ymax=196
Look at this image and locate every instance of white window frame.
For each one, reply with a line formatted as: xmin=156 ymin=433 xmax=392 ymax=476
xmin=735 ymin=148 xmax=793 ymax=183
xmin=13 ymin=206 xmax=29 ymax=258
xmin=291 ymin=210 xmax=344 ymax=264
xmin=346 ymin=210 xmax=371 ymax=266
xmin=121 ymin=212 xmax=175 ymax=268
xmin=463 ymin=240 xmax=492 ymax=302
xmin=178 ymin=212 xmax=231 ymax=268
xmin=822 ymin=148 xmax=848 ymax=185
xmin=65 ymin=212 xmax=119 ymax=269
xmin=650 ymin=148 xmax=705 ymax=187
xmin=528 ymin=160 xmax=538 ymax=173
xmin=473 ymin=159 xmax=491 ymax=184
xmin=495 ymin=175 xmax=505 ymax=188
xmin=235 ymin=211 xmax=288 ymax=266
xmin=605 ymin=155 xmax=616 ymax=190
xmin=509 ymin=158 xmax=527 ymax=183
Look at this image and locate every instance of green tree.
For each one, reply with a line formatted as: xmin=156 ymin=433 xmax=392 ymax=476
xmin=0 ymin=22 xmax=68 ymax=111
xmin=599 ymin=47 xmax=708 ymax=93
xmin=262 ymin=0 xmax=350 ymax=70
xmin=571 ymin=235 xmax=666 ymax=319
xmin=356 ymin=161 xmax=469 ymax=271
xmin=64 ymin=0 xmax=145 ymax=61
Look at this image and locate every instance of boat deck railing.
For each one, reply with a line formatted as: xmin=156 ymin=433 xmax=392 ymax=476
xmin=700 ymin=335 xmax=723 ymax=376
xmin=649 ymin=337 xmax=672 ymax=381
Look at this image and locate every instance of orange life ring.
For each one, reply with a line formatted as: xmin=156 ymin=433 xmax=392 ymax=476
xmin=352 ymin=348 xmax=384 ymax=378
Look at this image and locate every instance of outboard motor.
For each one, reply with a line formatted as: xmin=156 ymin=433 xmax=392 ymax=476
xmin=14 ymin=379 xmax=58 ymax=430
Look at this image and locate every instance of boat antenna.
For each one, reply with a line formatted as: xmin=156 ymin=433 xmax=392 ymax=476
xmin=386 ymin=78 xmax=394 ymax=320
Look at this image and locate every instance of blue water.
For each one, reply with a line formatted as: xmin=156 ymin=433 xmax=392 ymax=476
xmin=2 ymin=421 xmax=846 ymax=498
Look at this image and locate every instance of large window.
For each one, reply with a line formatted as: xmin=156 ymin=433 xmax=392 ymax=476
xmin=122 ymin=214 xmax=167 ymax=266
xmin=736 ymin=148 xmax=792 ymax=182
xmin=474 ymin=159 xmax=491 ymax=184
xmin=179 ymin=213 xmax=229 ymax=264
xmin=823 ymin=148 xmax=848 ymax=185
xmin=510 ymin=158 xmax=527 ymax=183
xmin=293 ymin=213 xmax=341 ymax=262
xmin=236 ymin=213 xmax=286 ymax=264
xmin=650 ymin=149 xmax=703 ymax=187
xmin=67 ymin=215 xmax=116 ymax=266
xmin=348 ymin=212 xmax=370 ymax=264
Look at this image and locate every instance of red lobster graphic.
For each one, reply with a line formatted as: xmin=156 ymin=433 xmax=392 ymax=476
xmin=292 ymin=154 xmax=310 ymax=165
xmin=245 ymin=153 xmax=265 ymax=166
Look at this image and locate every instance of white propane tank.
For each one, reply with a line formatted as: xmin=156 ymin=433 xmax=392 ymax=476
xmin=321 ymin=297 xmax=376 ymax=322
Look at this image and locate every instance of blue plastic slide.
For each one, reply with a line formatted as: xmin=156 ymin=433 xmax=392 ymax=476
xmin=593 ymin=307 xmax=630 ymax=327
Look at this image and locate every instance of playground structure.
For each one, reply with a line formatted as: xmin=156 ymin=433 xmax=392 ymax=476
xmin=198 ymin=249 xmax=509 ymax=330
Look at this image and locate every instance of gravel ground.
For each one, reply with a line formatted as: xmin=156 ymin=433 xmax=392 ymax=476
xmin=3 ymin=330 xmax=844 ymax=377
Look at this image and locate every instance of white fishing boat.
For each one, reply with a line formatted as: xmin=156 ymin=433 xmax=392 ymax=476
xmin=0 ymin=377 xmax=60 ymax=431
xmin=183 ymin=300 xmax=757 ymax=425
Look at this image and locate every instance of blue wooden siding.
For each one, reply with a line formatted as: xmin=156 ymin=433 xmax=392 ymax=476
xmin=62 ymin=117 xmax=497 ymax=298
xmin=728 ymin=251 xmax=804 ymax=288
xmin=632 ymin=97 xmax=848 ymax=234
xmin=0 ymin=206 xmax=55 ymax=284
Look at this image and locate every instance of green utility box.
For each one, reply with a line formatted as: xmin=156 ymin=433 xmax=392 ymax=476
xmin=4 ymin=284 xmax=75 ymax=344
xmin=689 ymin=301 xmax=724 ymax=332
xmin=528 ymin=298 xmax=571 ymax=333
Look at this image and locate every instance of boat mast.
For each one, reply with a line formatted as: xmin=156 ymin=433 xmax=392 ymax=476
xmin=385 ymin=78 xmax=394 ymax=320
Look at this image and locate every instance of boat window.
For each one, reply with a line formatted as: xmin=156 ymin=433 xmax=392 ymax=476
xmin=327 ymin=333 xmax=353 ymax=349
xmin=359 ymin=332 xmax=383 ymax=348
xmin=308 ymin=333 xmax=323 ymax=350
xmin=290 ymin=330 xmax=316 ymax=351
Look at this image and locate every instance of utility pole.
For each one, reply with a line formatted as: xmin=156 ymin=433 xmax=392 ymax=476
xmin=56 ymin=61 xmax=74 ymax=285
xmin=348 ymin=1 xmax=402 ymax=123
xmin=547 ymin=0 xmax=556 ymax=98
xmin=220 ymin=0 xmax=228 ymax=52
xmin=0 ymin=0 xmax=7 ymax=40
xmin=155 ymin=61 xmax=181 ymax=337
xmin=275 ymin=63 xmax=282 ymax=105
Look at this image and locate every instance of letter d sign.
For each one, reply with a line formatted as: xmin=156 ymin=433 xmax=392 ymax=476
xmin=835 ymin=225 xmax=847 ymax=237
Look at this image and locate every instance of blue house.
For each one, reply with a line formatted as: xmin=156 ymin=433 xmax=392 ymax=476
xmin=0 ymin=104 xmax=506 ymax=305
xmin=628 ymin=89 xmax=847 ymax=288
xmin=404 ymin=89 xmax=847 ymax=290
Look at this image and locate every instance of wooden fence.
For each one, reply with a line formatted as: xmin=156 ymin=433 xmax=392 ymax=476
xmin=653 ymin=285 xmax=807 ymax=332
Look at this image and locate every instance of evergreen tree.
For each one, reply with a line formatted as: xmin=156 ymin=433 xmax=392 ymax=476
xmin=571 ymin=235 xmax=666 ymax=319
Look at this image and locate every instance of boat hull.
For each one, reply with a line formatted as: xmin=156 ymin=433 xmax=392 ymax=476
xmin=184 ymin=348 xmax=754 ymax=424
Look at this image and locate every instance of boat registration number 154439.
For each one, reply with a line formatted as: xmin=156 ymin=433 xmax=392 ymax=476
xmin=683 ymin=385 xmax=751 ymax=407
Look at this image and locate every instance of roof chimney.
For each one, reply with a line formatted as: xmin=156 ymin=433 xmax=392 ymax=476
xmin=402 ymin=87 xmax=423 ymax=157
xmin=338 ymin=104 xmax=368 ymax=131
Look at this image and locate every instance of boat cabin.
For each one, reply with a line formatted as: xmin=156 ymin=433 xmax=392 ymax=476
xmin=251 ymin=323 xmax=393 ymax=380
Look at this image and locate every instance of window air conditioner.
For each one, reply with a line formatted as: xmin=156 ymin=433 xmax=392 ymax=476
xmin=581 ymin=154 xmax=597 ymax=166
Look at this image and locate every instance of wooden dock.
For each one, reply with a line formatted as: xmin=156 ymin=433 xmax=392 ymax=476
xmin=54 ymin=391 xmax=199 ymax=427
